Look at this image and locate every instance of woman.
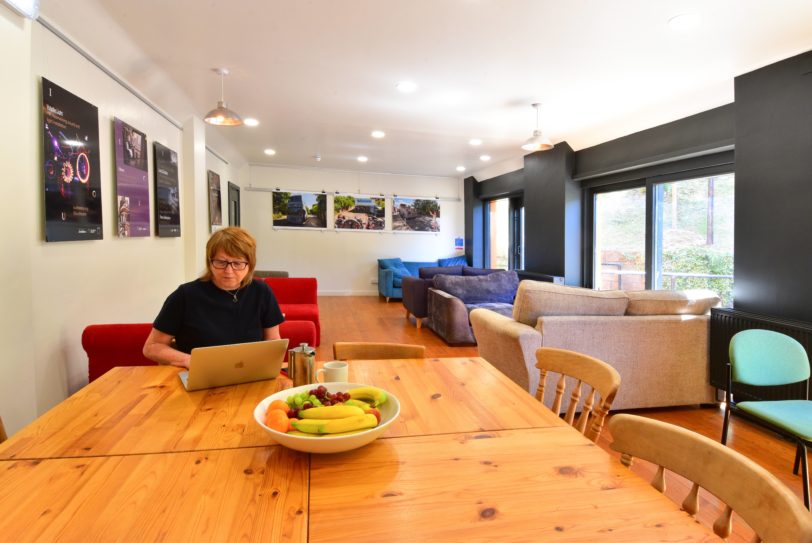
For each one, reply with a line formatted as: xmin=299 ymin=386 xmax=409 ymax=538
xmin=143 ymin=227 xmax=284 ymax=369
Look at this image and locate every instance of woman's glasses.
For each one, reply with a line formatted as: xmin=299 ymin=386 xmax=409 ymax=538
xmin=210 ymin=259 xmax=249 ymax=271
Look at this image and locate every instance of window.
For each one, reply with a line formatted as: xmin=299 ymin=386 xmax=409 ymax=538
xmin=653 ymin=174 xmax=734 ymax=306
xmin=485 ymin=196 xmax=524 ymax=270
xmin=589 ymin=168 xmax=734 ymax=306
xmin=593 ymin=187 xmax=647 ymax=291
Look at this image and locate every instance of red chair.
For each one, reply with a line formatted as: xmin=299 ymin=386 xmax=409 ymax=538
xmin=82 ymin=323 xmax=155 ymax=382
xmin=82 ymin=320 xmax=316 ymax=382
xmin=263 ymin=277 xmax=321 ymax=345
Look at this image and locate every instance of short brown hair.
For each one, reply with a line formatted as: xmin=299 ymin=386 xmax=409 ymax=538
xmin=200 ymin=227 xmax=257 ymax=287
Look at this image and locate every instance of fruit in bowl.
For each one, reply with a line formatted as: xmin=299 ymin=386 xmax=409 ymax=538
xmin=254 ymin=382 xmax=400 ymax=453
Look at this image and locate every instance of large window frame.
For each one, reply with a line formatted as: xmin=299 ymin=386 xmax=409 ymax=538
xmin=584 ymin=164 xmax=734 ymax=291
xmin=483 ymin=194 xmax=524 ymax=270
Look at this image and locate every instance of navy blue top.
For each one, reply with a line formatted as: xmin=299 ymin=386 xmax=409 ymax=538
xmin=153 ymin=278 xmax=285 ymax=353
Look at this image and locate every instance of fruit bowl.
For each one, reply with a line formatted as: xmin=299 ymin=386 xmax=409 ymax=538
xmin=254 ymin=382 xmax=400 ymax=453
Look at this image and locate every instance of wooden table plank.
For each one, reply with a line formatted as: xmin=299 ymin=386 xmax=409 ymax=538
xmin=0 ymin=446 xmax=307 ymax=542
xmin=347 ymin=357 xmax=565 ymax=436
xmin=0 ymin=367 xmax=286 ymax=459
xmin=309 ymin=427 xmax=717 ymax=543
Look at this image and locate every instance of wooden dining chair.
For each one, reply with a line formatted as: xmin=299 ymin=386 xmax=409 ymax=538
xmin=610 ymin=414 xmax=812 ymax=542
xmin=0 ymin=416 xmax=7 ymax=443
xmin=534 ymin=347 xmax=621 ymax=442
xmin=333 ymin=342 xmax=426 ymax=360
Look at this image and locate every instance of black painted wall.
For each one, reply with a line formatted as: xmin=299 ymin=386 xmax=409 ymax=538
xmin=733 ymin=50 xmax=812 ymax=322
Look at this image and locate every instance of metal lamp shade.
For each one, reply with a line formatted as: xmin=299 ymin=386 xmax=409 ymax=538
xmin=521 ymin=130 xmax=553 ymax=151
xmin=204 ymin=101 xmax=243 ymax=126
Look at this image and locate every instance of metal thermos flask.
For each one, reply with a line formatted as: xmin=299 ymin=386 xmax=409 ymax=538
xmin=288 ymin=342 xmax=315 ymax=387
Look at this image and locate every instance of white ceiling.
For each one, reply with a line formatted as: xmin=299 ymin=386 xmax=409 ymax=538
xmin=39 ymin=0 xmax=812 ymax=178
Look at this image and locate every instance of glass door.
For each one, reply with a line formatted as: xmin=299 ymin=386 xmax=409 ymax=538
xmin=593 ymin=187 xmax=647 ymax=291
xmin=486 ymin=196 xmax=524 ymax=270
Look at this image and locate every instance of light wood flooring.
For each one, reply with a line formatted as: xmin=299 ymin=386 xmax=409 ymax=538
xmin=317 ymin=295 xmax=809 ymax=541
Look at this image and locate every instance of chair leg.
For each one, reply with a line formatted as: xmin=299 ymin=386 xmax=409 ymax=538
xmin=795 ymin=444 xmax=802 ymax=475
xmin=721 ymin=402 xmax=731 ymax=444
xmin=802 ymin=443 xmax=810 ymax=510
xmin=385 ymin=297 xmax=390 ymax=303
xmin=405 ymin=308 xmax=410 ymax=320
xmin=416 ymin=318 xmax=422 ymax=330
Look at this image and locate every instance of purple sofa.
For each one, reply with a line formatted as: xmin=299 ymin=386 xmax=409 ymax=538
xmin=402 ymin=266 xmax=502 ymax=328
xmin=426 ymin=271 xmax=519 ymax=344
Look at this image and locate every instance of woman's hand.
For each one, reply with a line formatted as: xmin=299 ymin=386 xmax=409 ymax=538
xmin=143 ymin=328 xmax=191 ymax=369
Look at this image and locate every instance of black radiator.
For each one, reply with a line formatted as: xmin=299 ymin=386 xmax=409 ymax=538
xmin=710 ymin=308 xmax=812 ymax=401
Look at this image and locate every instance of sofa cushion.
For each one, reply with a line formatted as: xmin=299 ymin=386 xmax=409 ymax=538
xmin=465 ymin=302 xmax=514 ymax=318
xmin=625 ymin=289 xmax=721 ymax=316
xmin=438 ymin=255 xmax=468 ymax=267
xmin=462 ymin=266 xmax=503 ymax=276
xmin=512 ymin=281 xmax=629 ymax=326
xmin=419 ymin=265 xmax=463 ymax=279
xmin=378 ymin=258 xmax=412 ymax=287
xmin=433 ymin=271 xmax=519 ymax=304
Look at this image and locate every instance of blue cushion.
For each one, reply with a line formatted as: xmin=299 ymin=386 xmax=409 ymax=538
xmin=738 ymin=400 xmax=812 ymax=440
xmin=403 ymin=261 xmax=438 ymax=277
xmin=379 ymin=258 xmax=411 ymax=288
xmin=438 ymin=256 xmax=467 ymax=267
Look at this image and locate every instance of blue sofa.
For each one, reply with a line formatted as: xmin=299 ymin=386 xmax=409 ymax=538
xmin=378 ymin=256 xmax=467 ymax=301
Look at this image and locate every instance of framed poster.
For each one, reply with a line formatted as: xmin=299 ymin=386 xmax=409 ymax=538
xmin=42 ymin=78 xmax=102 ymax=241
xmin=392 ymin=197 xmax=440 ymax=232
xmin=334 ymin=194 xmax=385 ymax=230
xmin=272 ymin=191 xmax=326 ymax=228
xmin=207 ymin=170 xmax=222 ymax=226
xmin=113 ymin=118 xmax=150 ymax=237
xmin=153 ymin=142 xmax=180 ymax=237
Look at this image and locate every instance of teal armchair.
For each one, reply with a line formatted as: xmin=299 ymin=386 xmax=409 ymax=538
xmin=377 ymin=256 xmax=466 ymax=301
xmin=722 ymin=328 xmax=812 ymax=508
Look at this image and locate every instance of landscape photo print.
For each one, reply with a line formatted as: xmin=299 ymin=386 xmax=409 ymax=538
xmin=273 ymin=191 xmax=327 ymax=228
xmin=392 ymin=197 xmax=440 ymax=232
xmin=334 ymin=194 xmax=385 ymax=230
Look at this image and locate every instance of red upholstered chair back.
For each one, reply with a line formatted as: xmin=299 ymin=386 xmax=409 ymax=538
xmin=82 ymin=323 xmax=155 ymax=382
xmin=263 ymin=277 xmax=318 ymax=304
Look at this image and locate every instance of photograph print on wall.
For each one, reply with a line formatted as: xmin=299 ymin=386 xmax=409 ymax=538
xmin=113 ymin=118 xmax=150 ymax=237
xmin=153 ymin=142 xmax=180 ymax=237
xmin=208 ymin=170 xmax=222 ymax=226
xmin=334 ymin=194 xmax=385 ymax=230
xmin=42 ymin=78 xmax=102 ymax=242
xmin=272 ymin=191 xmax=327 ymax=228
xmin=392 ymin=197 xmax=440 ymax=232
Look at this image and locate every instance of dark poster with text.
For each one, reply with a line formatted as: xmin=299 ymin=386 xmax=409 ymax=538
xmin=42 ymin=78 xmax=102 ymax=241
xmin=114 ymin=118 xmax=150 ymax=237
xmin=153 ymin=142 xmax=180 ymax=237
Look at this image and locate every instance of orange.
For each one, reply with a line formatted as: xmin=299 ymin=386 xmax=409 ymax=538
xmin=267 ymin=400 xmax=290 ymax=415
xmin=264 ymin=409 xmax=291 ymax=433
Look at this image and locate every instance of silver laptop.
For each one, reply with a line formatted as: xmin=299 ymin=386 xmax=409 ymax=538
xmin=178 ymin=338 xmax=289 ymax=391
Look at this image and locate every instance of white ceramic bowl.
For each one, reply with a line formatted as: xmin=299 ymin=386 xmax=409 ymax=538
xmin=254 ymin=382 xmax=400 ymax=453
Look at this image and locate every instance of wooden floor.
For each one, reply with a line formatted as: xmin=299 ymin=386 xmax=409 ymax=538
xmin=318 ymin=295 xmax=809 ymax=541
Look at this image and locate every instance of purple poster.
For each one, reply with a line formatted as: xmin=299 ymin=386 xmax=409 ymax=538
xmin=153 ymin=142 xmax=180 ymax=237
xmin=42 ymin=78 xmax=103 ymax=242
xmin=114 ymin=118 xmax=150 ymax=237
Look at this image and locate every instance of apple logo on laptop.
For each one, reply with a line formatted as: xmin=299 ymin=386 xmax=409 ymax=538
xmin=235 ymin=361 xmax=245 ymax=369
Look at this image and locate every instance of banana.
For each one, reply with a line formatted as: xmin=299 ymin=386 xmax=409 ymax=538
xmin=291 ymin=413 xmax=378 ymax=434
xmin=299 ymin=405 xmax=364 ymax=419
xmin=286 ymin=428 xmax=369 ymax=438
xmin=344 ymin=399 xmax=372 ymax=411
xmin=348 ymin=386 xmax=388 ymax=407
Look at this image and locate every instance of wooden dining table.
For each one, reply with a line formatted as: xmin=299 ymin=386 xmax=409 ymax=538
xmin=0 ymin=357 xmax=717 ymax=542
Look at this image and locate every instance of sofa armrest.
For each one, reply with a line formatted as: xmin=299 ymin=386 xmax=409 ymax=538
xmin=536 ymin=314 xmax=714 ymax=410
xmin=402 ymin=277 xmax=432 ymax=318
xmin=427 ymin=288 xmax=475 ymax=344
xmin=470 ymin=309 xmax=543 ymax=394
xmin=378 ymin=267 xmax=395 ymax=297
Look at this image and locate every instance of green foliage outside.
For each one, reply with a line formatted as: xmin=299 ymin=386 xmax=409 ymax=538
xmin=660 ymin=247 xmax=734 ymax=306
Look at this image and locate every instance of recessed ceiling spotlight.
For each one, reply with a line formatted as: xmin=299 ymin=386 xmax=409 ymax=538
xmin=357 ymin=156 xmax=369 ymax=163
xmin=456 ymin=166 xmax=466 ymax=172
xmin=396 ymin=81 xmax=418 ymax=93
xmin=469 ymin=138 xmax=482 ymax=146
xmin=479 ymin=155 xmax=491 ymax=162
xmin=264 ymin=148 xmax=276 ymax=156
xmin=243 ymin=118 xmax=259 ymax=127
xmin=668 ymin=13 xmax=700 ymax=31
xmin=371 ymin=130 xmax=386 ymax=139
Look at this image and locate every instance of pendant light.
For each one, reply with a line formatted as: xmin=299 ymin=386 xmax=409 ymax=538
xmin=521 ymin=103 xmax=553 ymax=152
xmin=204 ymin=68 xmax=243 ymax=126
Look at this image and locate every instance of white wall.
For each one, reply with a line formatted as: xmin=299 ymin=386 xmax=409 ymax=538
xmin=243 ymin=165 xmax=465 ymax=294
